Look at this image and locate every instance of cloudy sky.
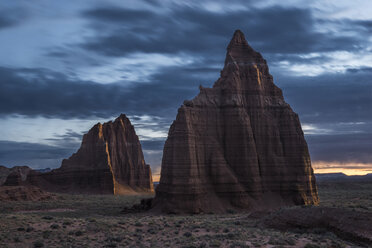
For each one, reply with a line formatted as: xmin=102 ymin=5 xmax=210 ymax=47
xmin=0 ymin=0 xmax=371 ymax=179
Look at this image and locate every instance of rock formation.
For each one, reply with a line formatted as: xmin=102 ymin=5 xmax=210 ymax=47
xmin=0 ymin=186 xmax=54 ymax=201
xmin=153 ymin=30 xmax=318 ymax=213
xmin=1 ymin=166 xmax=32 ymax=186
xmin=0 ymin=165 xmax=10 ymax=185
xmin=28 ymin=114 xmax=154 ymax=194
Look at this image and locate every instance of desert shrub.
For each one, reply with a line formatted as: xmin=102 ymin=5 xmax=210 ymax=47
xmin=184 ymin=232 xmax=192 ymax=237
xmin=199 ymin=242 xmax=207 ymax=248
xmin=50 ymin=224 xmax=59 ymax=229
xmin=230 ymin=242 xmax=250 ymax=248
xmin=106 ymin=236 xmax=123 ymax=242
xmin=285 ymin=237 xmax=296 ymax=245
xmin=42 ymin=231 xmax=51 ymax=239
xmin=304 ymin=244 xmax=321 ymax=248
xmin=226 ymin=233 xmax=235 ymax=239
xmin=209 ymin=240 xmax=221 ymax=247
xmin=312 ymin=228 xmax=328 ymax=234
xmin=33 ymin=241 xmax=44 ymax=248
xmin=226 ymin=209 xmax=236 ymax=214
xmin=181 ymin=245 xmax=197 ymax=248
xmin=268 ymin=237 xmax=288 ymax=245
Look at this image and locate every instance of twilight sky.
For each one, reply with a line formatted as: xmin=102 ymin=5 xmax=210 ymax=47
xmin=0 ymin=0 xmax=371 ymax=179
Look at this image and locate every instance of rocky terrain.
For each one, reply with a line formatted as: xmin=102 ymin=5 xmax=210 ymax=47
xmin=0 ymin=178 xmax=370 ymax=248
xmin=154 ymin=30 xmax=318 ymax=213
xmin=1 ymin=114 xmax=154 ymax=195
xmin=262 ymin=206 xmax=372 ymax=246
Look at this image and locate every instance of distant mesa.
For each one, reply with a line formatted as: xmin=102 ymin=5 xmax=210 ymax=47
xmin=36 ymin=168 xmax=52 ymax=173
xmin=153 ymin=30 xmax=319 ymax=213
xmin=0 ymin=114 xmax=154 ymax=195
xmin=316 ymin=172 xmax=372 ymax=182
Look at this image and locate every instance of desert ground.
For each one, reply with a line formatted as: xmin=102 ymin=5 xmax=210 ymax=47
xmin=1 ymin=179 xmax=371 ymax=248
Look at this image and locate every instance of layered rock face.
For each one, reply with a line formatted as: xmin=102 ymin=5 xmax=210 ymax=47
xmin=154 ymin=30 xmax=318 ymax=213
xmin=28 ymin=114 xmax=154 ymax=194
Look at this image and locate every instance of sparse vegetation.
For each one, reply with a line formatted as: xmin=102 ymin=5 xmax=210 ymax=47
xmin=0 ymin=182 xmax=370 ymax=247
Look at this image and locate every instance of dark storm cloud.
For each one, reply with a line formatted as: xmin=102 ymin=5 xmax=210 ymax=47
xmin=0 ymin=67 xmax=126 ymax=118
xmin=353 ymin=20 xmax=372 ymax=34
xmin=80 ymin=6 xmax=360 ymax=57
xmin=0 ymin=7 xmax=27 ymax=30
xmin=0 ymin=64 xmax=205 ymax=119
xmin=0 ymin=141 xmax=72 ymax=159
xmin=82 ymin=7 xmax=157 ymax=22
xmin=278 ymin=70 xmax=372 ymax=125
xmin=0 ymin=16 xmax=17 ymax=29
xmin=0 ymin=140 xmax=75 ymax=168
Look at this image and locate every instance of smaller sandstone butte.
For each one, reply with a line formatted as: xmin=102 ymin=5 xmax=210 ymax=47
xmin=153 ymin=30 xmax=318 ymax=213
xmin=28 ymin=114 xmax=154 ymax=194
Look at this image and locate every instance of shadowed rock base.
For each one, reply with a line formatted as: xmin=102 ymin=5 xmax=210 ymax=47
xmin=153 ymin=30 xmax=318 ymax=213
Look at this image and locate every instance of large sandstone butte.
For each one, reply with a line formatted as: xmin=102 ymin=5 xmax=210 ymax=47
xmin=28 ymin=114 xmax=154 ymax=194
xmin=153 ymin=30 xmax=318 ymax=213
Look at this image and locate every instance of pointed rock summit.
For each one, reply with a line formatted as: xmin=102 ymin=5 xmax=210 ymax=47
xmin=27 ymin=114 xmax=154 ymax=194
xmin=153 ymin=30 xmax=319 ymax=213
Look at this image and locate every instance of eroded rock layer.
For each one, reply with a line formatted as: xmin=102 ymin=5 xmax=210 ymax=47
xmin=29 ymin=114 xmax=154 ymax=194
xmin=154 ymin=30 xmax=318 ymax=213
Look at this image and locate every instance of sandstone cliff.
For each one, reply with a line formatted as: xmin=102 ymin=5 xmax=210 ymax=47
xmin=153 ymin=30 xmax=318 ymax=213
xmin=28 ymin=114 xmax=154 ymax=194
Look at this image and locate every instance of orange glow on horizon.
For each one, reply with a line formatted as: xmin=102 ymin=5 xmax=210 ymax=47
xmin=312 ymin=161 xmax=372 ymax=176
xmin=152 ymin=166 xmax=161 ymax=183
xmin=151 ymin=161 xmax=372 ymax=182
